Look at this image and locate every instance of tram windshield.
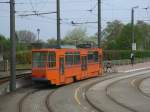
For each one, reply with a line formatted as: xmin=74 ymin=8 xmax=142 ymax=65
xmin=32 ymin=52 xmax=48 ymax=68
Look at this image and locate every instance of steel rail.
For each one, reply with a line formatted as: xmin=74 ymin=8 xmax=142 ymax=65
xmin=83 ymin=72 xmax=150 ymax=112
xmin=18 ymin=86 xmax=57 ymax=112
xmin=0 ymin=73 xmax=31 ymax=85
xmin=105 ymin=73 xmax=150 ymax=112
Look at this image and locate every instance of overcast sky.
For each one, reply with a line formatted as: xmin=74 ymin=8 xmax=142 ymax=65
xmin=0 ymin=0 xmax=150 ymax=41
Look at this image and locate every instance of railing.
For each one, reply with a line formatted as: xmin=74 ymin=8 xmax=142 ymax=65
xmin=103 ymin=58 xmax=150 ymax=73
xmin=0 ymin=60 xmax=9 ymax=72
xmin=103 ymin=58 xmax=150 ymax=66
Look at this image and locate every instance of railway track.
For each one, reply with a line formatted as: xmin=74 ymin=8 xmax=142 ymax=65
xmin=0 ymin=73 xmax=31 ymax=85
xmin=84 ymin=75 xmax=121 ymax=112
xmin=1 ymin=71 xmax=150 ymax=112
xmin=105 ymin=77 xmax=137 ymax=112
xmin=18 ymin=85 xmax=57 ymax=112
xmin=83 ymin=71 xmax=150 ymax=112
xmin=137 ymin=77 xmax=150 ymax=99
xmin=45 ymin=90 xmax=56 ymax=112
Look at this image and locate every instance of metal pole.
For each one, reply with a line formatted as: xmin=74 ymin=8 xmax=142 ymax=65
xmin=131 ymin=8 xmax=134 ymax=48
xmin=131 ymin=6 xmax=139 ymax=51
xmin=10 ymin=0 xmax=16 ymax=91
xmin=57 ymin=0 xmax=61 ymax=48
xmin=98 ymin=0 xmax=101 ymax=48
xmin=37 ymin=28 xmax=40 ymax=42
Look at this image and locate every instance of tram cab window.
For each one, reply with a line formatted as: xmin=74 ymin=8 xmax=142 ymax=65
xmin=93 ymin=51 xmax=99 ymax=62
xmin=88 ymin=51 xmax=93 ymax=63
xmin=32 ymin=52 xmax=47 ymax=68
xmin=66 ymin=52 xmax=73 ymax=65
xmin=74 ymin=52 xmax=80 ymax=65
xmin=48 ymin=52 xmax=56 ymax=68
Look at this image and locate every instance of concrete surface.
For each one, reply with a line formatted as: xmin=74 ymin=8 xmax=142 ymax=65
xmin=0 ymin=88 xmax=33 ymax=112
xmin=21 ymin=90 xmax=52 ymax=112
xmin=116 ymin=62 xmax=150 ymax=73
xmin=140 ymin=78 xmax=150 ymax=97
xmin=107 ymin=73 xmax=150 ymax=112
xmin=0 ymin=62 xmax=150 ymax=112
xmin=86 ymin=70 xmax=150 ymax=112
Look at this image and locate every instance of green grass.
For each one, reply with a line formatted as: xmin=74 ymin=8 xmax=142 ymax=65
xmin=16 ymin=64 xmax=31 ymax=70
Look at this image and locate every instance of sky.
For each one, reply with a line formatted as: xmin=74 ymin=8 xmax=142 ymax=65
xmin=0 ymin=0 xmax=150 ymax=41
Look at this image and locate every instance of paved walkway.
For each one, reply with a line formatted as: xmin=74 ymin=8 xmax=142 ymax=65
xmin=116 ymin=62 xmax=150 ymax=73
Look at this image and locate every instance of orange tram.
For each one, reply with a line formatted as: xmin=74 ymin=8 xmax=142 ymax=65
xmin=32 ymin=47 xmax=103 ymax=85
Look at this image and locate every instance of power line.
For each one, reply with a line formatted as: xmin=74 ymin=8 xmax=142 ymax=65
xmin=87 ymin=2 xmax=97 ymax=12
xmin=17 ymin=11 xmax=56 ymax=17
xmin=71 ymin=21 xmax=97 ymax=25
xmin=0 ymin=1 xmax=9 ymax=3
xmin=28 ymin=0 xmax=35 ymax=11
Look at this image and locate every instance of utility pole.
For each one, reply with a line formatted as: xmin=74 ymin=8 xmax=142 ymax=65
xmin=10 ymin=0 xmax=16 ymax=91
xmin=131 ymin=6 xmax=138 ymax=51
xmin=131 ymin=8 xmax=134 ymax=48
xmin=57 ymin=0 xmax=61 ymax=48
xmin=98 ymin=0 xmax=101 ymax=48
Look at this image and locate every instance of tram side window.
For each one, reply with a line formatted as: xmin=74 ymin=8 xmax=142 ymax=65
xmin=66 ymin=52 xmax=73 ymax=65
xmin=32 ymin=52 xmax=47 ymax=68
xmin=93 ymin=51 xmax=99 ymax=62
xmin=88 ymin=51 xmax=93 ymax=63
xmin=48 ymin=52 xmax=56 ymax=68
xmin=74 ymin=52 xmax=80 ymax=64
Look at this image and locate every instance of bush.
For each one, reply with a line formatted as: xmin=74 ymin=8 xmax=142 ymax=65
xmin=103 ymin=50 xmax=150 ymax=60
xmin=16 ymin=51 xmax=31 ymax=64
xmin=6 ymin=50 xmax=150 ymax=64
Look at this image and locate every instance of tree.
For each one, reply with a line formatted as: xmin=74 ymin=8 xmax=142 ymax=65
xmin=87 ymin=35 xmax=97 ymax=44
xmin=16 ymin=30 xmax=36 ymax=43
xmin=63 ymin=27 xmax=87 ymax=45
xmin=0 ymin=34 xmax=10 ymax=51
xmin=136 ymin=21 xmax=150 ymax=50
xmin=47 ymin=38 xmax=57 ymax=47
xmin=102 ymin=20 xmax=124 ymax=49
xmin=115 ymin=24 xmax=132 ymax=50
xmin=101 ymin=20 xmax=150 ymax=50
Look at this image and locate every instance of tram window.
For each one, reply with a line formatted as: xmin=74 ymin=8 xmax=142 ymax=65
xmin=32 ymin=52 xmax=47 ymax=68
xmin=93 ymin=51 xmax=99 ymax=62
xmin=48 ymin=52 xmax=56 ymax=68
xmin=88 ymin=51 xmax=93 ymax=63
xmin=74 ymin=52 xmax=80 ymax=64
xmin=66 ymin=52 xmax=73 ymax=65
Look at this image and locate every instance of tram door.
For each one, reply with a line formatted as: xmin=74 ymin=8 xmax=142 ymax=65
xmin=59 ymin=57 xmax=65 ymax=83
xmin=81 ymin=56 xmax=87 ymax=71
xmin=81 ymin=56 xmax=87 ymax=78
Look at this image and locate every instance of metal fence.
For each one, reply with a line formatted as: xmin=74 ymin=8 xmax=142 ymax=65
xmin=103 ymin=58 xmax=150 ymax=66
xmin=0 ymin=60 xmax=9 ymax=72
xmin=103 ymin=58 xmax=150 ymax=73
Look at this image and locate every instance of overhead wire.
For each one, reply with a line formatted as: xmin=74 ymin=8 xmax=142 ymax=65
xmin=0 ymin=0 xmax=150 ymax=35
